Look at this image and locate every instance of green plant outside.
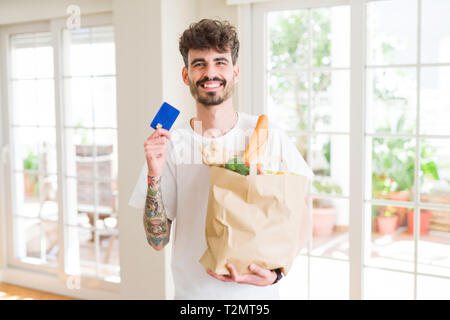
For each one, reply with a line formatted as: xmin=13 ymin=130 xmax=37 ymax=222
xmin=312 ymin=180 xmax=342 ymax=195
xmin=23 ymin=150 xmax=39 ymax=196
xmin=379 ymin=206 xmax=396 ymax=218
xmin=269 ymin=9 xmax=341 ymax=199
xmin=372 ymin=113 xmax=439 ymax=197
xmin=23 ymin=151 xmax=39 ymax=170
xmin=75 ymin=121 xmax=90 ymax=145
xmin=269 ymin=9 xmax=332 ymax=130
xmin=268 ymin=8 xmax=441 ymax=205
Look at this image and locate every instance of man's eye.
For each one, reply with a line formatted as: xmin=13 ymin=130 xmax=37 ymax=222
xmin=194 ymin=63 xmax=205 ymax=67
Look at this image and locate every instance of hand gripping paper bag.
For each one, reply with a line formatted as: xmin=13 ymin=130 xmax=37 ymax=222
xmin=199 ymin=163 xmax=311 ymax=276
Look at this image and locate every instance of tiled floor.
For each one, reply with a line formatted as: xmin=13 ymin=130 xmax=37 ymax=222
xmin=18 ymin=200 xmax=121 ymax=280
xmin=306 ymin=226 xmax=450 ymax=268
xmin=279 ymin=226 xmax=450 ymax=299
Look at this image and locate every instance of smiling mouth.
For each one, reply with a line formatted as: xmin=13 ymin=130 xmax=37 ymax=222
xmin=199 ymin=81 xmax=224 ymax=90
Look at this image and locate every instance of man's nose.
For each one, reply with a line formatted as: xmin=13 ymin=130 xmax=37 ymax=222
xmin=203 ymin=63 xmax=218 ymax=78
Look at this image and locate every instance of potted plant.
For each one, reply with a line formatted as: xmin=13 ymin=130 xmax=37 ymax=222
xmin=23 ymin=151 xmax=39 ymax=197
xmin=406 ymin=209 xmax=431 ymax=235
xmin=372 ymin=113 xmax=439 ymax=227
xmin=376 ymin=206 xmax=398 ymax=235
xmin=310 ymin=138 xmax=344 ymax=237
xmin=312 ymin=179 xmax=342 ymax=237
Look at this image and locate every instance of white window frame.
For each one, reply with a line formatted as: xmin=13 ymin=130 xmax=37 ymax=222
xmin=363 ymin=0 xmax=450 ymax=300
xmin=247 ymin=0 xmax=450 ymax=300
xmin=1 ymin=20 xmax=54 ymax=276
xmin=249 ymin=0 xmax=358 ymax=300
xmin=0 ymin=12 xmax=120 ymax=294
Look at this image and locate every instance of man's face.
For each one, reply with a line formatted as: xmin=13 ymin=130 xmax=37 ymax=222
xmin=182 ymin=48 xmax=239 ymax=107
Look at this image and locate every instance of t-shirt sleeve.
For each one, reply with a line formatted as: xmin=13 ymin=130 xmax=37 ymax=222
xmin=277 ymin=128 xmax=314 ymax=178
xmin=128 ymin=144 xmax=177 ymax=221
xmin=161 ymin=154 xmax=177 ymax=221
xmin=128 ymin=162 xmax=148 ymax=210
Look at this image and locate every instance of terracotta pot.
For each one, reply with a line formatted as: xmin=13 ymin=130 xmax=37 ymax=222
xmin=24 ymin=173 xmax=37 ymax=197
xmin=388 ymin=191 xmax=411 ymax=227
xmin=388 ymin=190 xmax=411 ymax=201
xmin=376 ymin=215 xmax=398 ymax=235
xmin=313 ymin=207 xmax=336 ymax=237
xmin=407 ymin=210 xmax=431 ymax=235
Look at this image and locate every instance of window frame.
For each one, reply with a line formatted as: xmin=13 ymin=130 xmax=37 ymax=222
xmin=249 ymin=0 xmax=450 ymax=300
xmin=0 ymin=12 xmax=119 ymax=293
xmin=364 ymin=0 xmax=450 ymax=300
xmin=250 ymin=0 xmax=356 ymax=300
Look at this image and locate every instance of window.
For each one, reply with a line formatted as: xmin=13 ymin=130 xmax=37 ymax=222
xmin=365 ymin=0 xmax=450 ymax=300
xmin=62 ymin=26 xmax=119 ymax=283
xmin=10 ymin=32 xmax=58 ymax=268
xmin=257 ymin=2 xmax=350 ymax=300
xmin=253 ymin=0 xmax=450 ymax=299
xmin=4 ymin=16 xmax=119 ymax=288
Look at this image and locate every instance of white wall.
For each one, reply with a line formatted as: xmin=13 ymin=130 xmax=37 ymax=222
xmin=113 ymin=0 xmax=171 ymax=300
xmin=161 ymin=0 xmax=197 ymax=124
xmin=0 ymin=0 xmax=112 ymax=25
xmin=0 ymin=61 xmax=5 ymax=271
xmin=197 ymin=0 xmax=238 ymax=25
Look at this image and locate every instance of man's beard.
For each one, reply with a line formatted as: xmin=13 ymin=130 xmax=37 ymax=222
xmin=188 ymin=76 xmax=235 ymax=107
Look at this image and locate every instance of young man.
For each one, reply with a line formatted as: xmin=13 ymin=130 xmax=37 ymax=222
xmin=129 ymin=19 xmax=313 ymax=300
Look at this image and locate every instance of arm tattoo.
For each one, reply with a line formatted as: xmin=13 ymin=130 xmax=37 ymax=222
xmin=144 ymin=175 xmax=171 ymax=249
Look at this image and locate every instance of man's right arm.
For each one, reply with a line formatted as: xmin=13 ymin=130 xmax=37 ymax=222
xmin=143 ymin=175 xmax=171 ymax=251
xmin=143 ymin=127 xmax=172 ymax=250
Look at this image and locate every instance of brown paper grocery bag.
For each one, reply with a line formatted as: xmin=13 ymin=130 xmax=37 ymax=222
xmin=199 ymin=165 xmax=311 ymax=276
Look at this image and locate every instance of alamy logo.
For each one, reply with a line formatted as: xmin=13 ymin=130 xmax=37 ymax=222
xmin=66 ymin=275 xmax=81 ymax=290
xmin=66 ymin=5 xmax=81 ymax=30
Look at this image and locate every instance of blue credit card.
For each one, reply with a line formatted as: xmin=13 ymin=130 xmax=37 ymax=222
xmin=150 ymin=102 xmax=180 ymax=131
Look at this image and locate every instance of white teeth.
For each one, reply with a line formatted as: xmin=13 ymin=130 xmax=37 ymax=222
xmin=204 ymin=83 xmax=220 ymax=88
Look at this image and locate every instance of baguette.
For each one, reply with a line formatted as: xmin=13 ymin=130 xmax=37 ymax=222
xmin=244 ymin=114 xmax=269 ymax=168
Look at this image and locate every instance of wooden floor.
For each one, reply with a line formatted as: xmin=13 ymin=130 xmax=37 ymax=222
xmin=0 ymin=282 xmax=76 ymax=300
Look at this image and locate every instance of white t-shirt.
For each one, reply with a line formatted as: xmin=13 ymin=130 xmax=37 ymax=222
xmin=129 ymin=112 xmax=313 ymax=300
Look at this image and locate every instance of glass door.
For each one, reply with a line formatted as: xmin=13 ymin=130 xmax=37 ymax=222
xmin=2 ymin=16 xmax=120 ymax=290
xmin=9 ymin=31 xmax=59 ymax=270
xmin=364 ymin=0 xmax=450 ymax=300
xmin=253 ymin=0 xmax=450 ymax=299
xmin=62 ymin=25 xmax=119 ymax=283
xmin=254 ymin=1 xmax=351 ymax=299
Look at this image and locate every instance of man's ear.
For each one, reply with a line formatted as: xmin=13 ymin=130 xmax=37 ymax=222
xmin=233 ymin=63 xmax=240 ymax=83
xmin=182 ymin=66 xmax=190 ymax=86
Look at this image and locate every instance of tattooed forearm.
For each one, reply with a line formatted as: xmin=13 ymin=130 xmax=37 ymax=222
xmin=143 ymin=175 xmax=171 ymax=250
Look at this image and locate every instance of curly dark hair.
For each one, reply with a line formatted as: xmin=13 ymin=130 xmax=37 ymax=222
xmin=179 ymin=19 xmax=240 ymax=67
